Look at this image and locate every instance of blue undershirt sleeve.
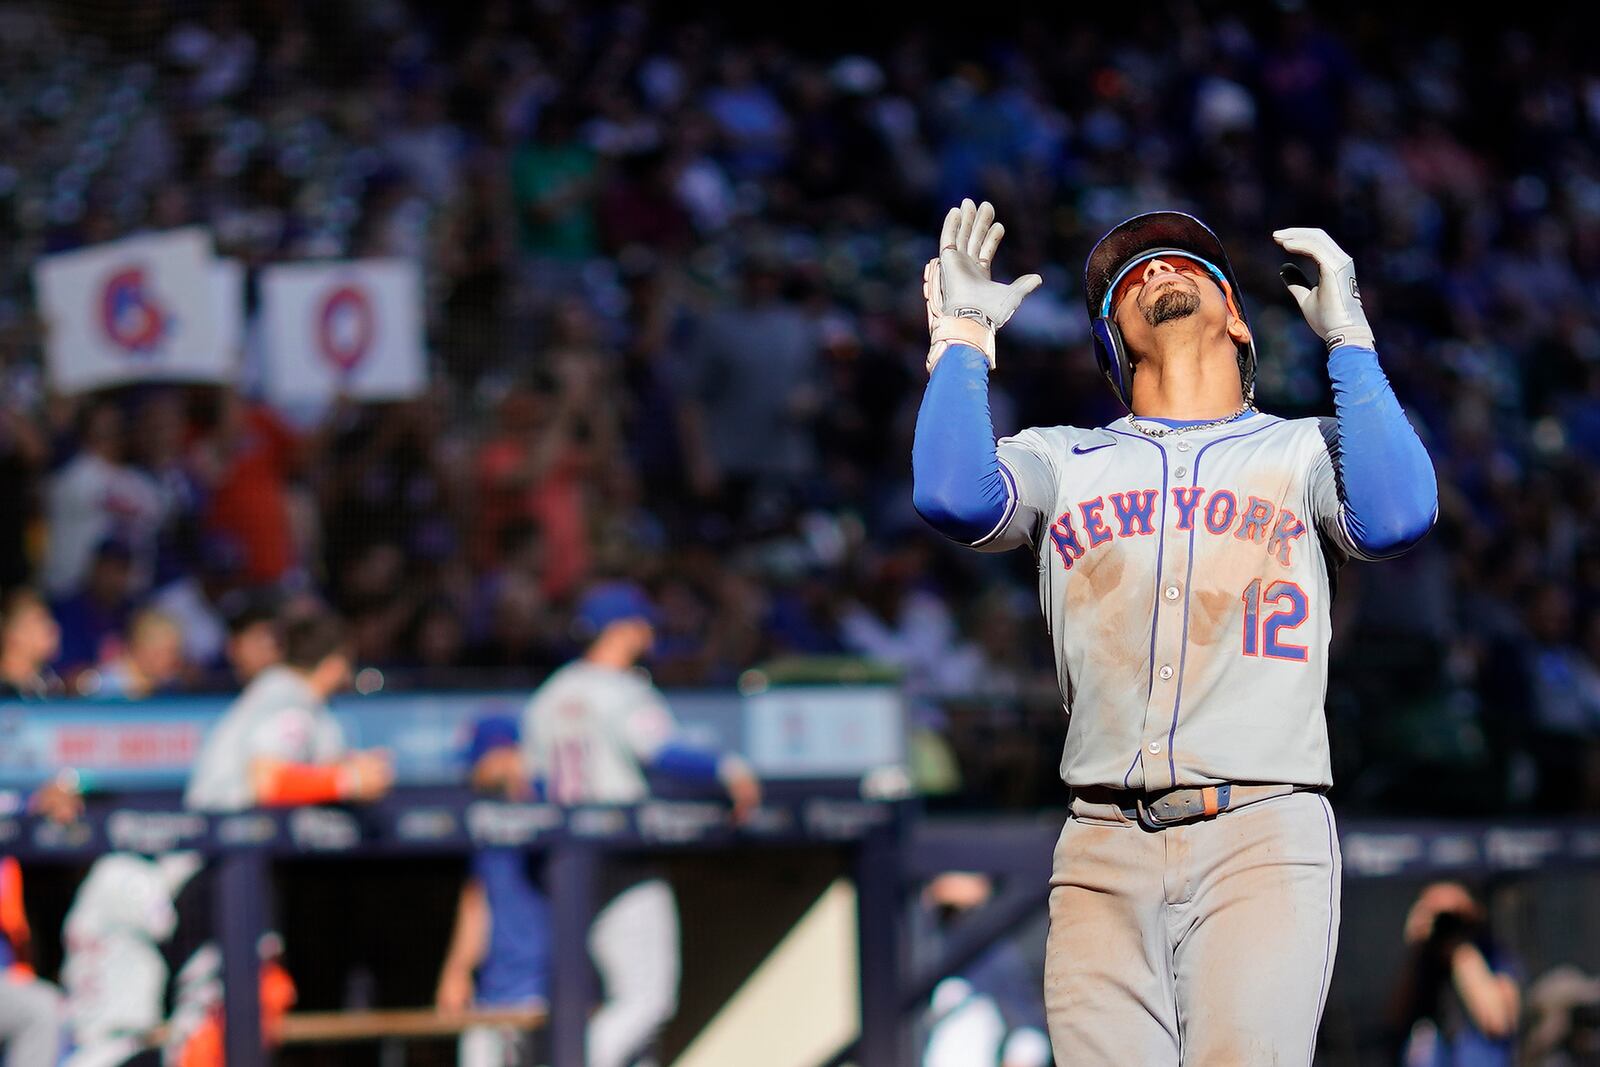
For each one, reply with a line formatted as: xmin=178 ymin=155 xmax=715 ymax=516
xmin=912 ymin=345 xmax=1056 ymax=551
xmin=912 ymin=346 xmax=1010 ymax=544
xmin=649 ymin=743 xmax=722 ymax=785
xmin=1313 ymin=343 xmax=1438 ymax=559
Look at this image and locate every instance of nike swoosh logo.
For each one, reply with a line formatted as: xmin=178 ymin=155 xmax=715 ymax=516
xmin=1071 ymin=442 xmax=1116 ymax=455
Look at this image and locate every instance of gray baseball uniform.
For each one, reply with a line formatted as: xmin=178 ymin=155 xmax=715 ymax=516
xmin=987 ymin=413 xmax=1359 ymax=791
xmin=61 ymin=854 xmax=181 ymax=1057
xmin=521 ymin=661 xmax=682 ymax=1067
xmin=520 ymin=662 xmax=677 ymax=807
xmin=174 ymin=666 xmax=342 ymax=1063
xmin=979 ymin=411 xmax=1348 ymax=1065
xmin=185 ymin=665 xmax=346 ymax=812
xmin=916 ymin=203 xmax=1436 ymax=1067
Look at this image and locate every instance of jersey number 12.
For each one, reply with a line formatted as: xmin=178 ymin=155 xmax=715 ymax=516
xmin=1240 ymin=579 xmax=1308 ymax=661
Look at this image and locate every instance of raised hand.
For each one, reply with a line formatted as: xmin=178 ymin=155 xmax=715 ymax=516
xmin=924 ymin=199 xmax=1042 ymax=373
xmin=1274 ymin=227 xmax=1375 ymax=351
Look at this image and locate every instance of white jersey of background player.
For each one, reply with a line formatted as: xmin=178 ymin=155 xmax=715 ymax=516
xmin=912 ymin=202 xmax=1436 ymax=1066
xmin=60 ymin=853 xmax=200 ymax=1067
xmin=517 ymin=581 xmax=759 ymax=1067
xmin=185 ymin=613 xmax=391 ymax=813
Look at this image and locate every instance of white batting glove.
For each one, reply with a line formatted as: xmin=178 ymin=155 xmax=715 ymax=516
xmin=924 ymin=199 xmax=1042 ymax=373
xmin=1273 ymin=227 xmax=1376 ymax=351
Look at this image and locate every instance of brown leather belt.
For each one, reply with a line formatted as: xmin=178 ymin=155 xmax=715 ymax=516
xmin=1072 ymin=782 xmax=1321 ymax=829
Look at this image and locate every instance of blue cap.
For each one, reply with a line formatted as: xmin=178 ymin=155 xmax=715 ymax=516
xmin=464 ymin=715 xmax=521 ymax=766
xmin=575 ymin=581 xmax=657 ymax=638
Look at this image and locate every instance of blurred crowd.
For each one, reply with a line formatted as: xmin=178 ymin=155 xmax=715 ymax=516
xmin=0 ymin=1 xmax=1591 ymax=814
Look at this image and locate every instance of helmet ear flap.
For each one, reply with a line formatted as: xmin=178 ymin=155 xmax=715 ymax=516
xmin=1091 ymin=318 xmax=1134 ymax=410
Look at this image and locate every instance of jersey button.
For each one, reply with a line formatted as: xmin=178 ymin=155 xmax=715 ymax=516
xmin=1148 ymin=741 xmax=1163 ymax=754
xmin=1164 ymin=585 xmax=1180 ymax=600
xmin=1176 ymin=440 xmax=1192 ymax=453
xmin=1175 ymin=466 xmax=1188 ymax=478
xmin=1159 ymin=665 xmax=1174 ymax=680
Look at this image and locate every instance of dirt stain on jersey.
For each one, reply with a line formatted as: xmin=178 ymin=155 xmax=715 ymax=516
xmin=1187 ymin=542 xmax=1275 ymax=650
xmin=1068 ymin=552 xmax=1146 ymax=675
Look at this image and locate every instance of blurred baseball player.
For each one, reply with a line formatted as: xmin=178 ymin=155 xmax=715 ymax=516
xmin=493 ymin=581 xmax=761 ymax=1067
xmin=186 ymin=611 xmax=392 ymax=813
xmin=0 ymin=853 xmax=64 ymax=1067
xmin=435 ymin=715 xmax=552 ymax=1067
xmin=177 ymin=611 xmax=393 ymax=1064
xmin=0 ymin=588 xmax=86 ymax=1066
xmin=922 ymin=873 xmax=1050 ymax=1067
xmin=60 ymin=852 xmax=201 ymax=1067
xmin=912 ymin=200 xmax=1437 ymax=1064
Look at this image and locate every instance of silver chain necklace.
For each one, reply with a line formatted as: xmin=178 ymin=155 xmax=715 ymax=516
xmin=1127 ymin=401 xmax=1257 ymax=439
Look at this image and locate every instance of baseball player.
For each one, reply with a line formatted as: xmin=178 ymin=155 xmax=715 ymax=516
xmin=512 ymin=580 xmax=761 ymax=1067
xmin=435 ymin=715 xmax=552 ymax=1067
xmin=60 ymin=852 xmax=201 ymax=1067
xmin=0 ymin=856 xmax=63 ymax=1067
xmin=185 ymin=610 xmax=392 ymax=813
xmin=178 ymin=611 xmax=392 ymax=1063
xmin=912 ymin=200 xmax=1438 ymax=1065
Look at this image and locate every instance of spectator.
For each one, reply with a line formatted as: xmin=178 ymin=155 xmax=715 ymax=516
xmin=0 ymin=588 xmax=63 ymax=700
xmin=678 ymin=256 xmax=823 ymax=515
xmin=42 ymin=401 xmax=165 ymax=599
xmin=149 ymin=535 xmax=247 ymax=673
xmin=473 ymin=354 xmax=620 ymax=601
xmin=1390 ymin=882 xmax=1520 ymax=1067
xmin=0 ymin=397 xmax=48 ymax=591
xmin=921 ymin=873 xmax=1050 ymax=1067
xmin=96 ymin=608 xmax=186 ymax=699
xmin=702 ymin=53 xmax=791 ymax=180
xmin=1509 ymin=582 xmax=1600 ymax=810
xmin=51 ymin=537 xmax=139 ymax=682
xmin=510 ymin=101 xmax=600 ymax=262
xmin=132 ymin=389 xmax=204 ymax=590
xmin=191 ymin=391 xmax=304 ymax=587
xmin=409 ymin=599 xmax=468 ymax=679
xmin=838 ymin=540 xmax=976 ymax=697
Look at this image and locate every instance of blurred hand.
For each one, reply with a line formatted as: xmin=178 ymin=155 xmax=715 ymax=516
xmin=28 ymin=777 xmax=82 ymax=824
xmin=924 ymin=872 xmax=993 ymax=912
xmin=720 ymin=759 xmax=762 ymax=825
xmin=341 ymin=750 xmax=395 ymax=803
xmin=435 ymin=967 xmax=473 ymax=1014
xmin=1404 ymin=882 xmax=1478 ymax=945
xmin=470 ymin=748 xmax=530 ymax=800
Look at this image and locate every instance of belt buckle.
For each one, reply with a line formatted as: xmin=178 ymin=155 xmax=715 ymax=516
xmin=1134 ymin=793 xmax=1173 ymax=830
xmin=1135 ymin=785 xmax=1230 ymax=829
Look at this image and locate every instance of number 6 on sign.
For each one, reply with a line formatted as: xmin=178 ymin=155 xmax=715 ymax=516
xmin=1241 ymin=579 xmax=1309 ymax=661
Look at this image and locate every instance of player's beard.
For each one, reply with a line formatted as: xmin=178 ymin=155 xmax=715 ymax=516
xmin=1143 ymin=287 xmax=1201 ymax=326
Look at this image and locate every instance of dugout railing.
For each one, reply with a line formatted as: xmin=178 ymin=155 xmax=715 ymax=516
xmin=6 ymin=784 xmax=911 ymax=1067
xmin=12 ymin=793 xmax=1600 ymax=1065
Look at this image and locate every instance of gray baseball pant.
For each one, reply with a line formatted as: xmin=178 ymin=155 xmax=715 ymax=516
xmin=1044 ymin=790 xmax=1341 ymax=1066
xmin=587 ymin=879 xmax=679 ymax=1067
xmin=0 ymin=976 xmax=62 ymax=1067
